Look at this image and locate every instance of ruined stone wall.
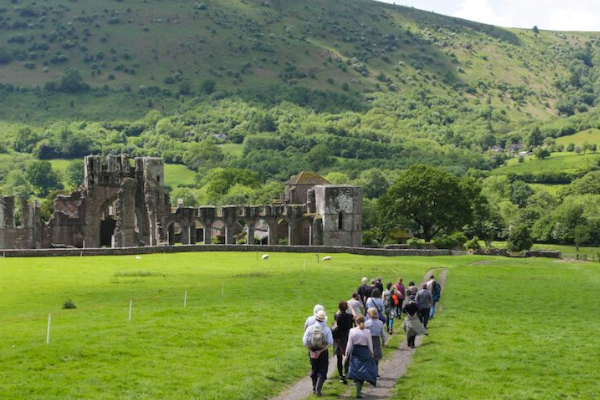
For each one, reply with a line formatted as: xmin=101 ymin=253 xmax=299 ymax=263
xmin=314 ymin=185 xmax=362 ymax=247
xmin=0 ymin=158 xmax=365 ymax=250
xmin=0 ymin=196 xmax=39 ymax=249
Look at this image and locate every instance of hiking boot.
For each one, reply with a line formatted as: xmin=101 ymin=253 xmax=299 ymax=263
xmin=315 ymin=377 xmax=325 ymax=397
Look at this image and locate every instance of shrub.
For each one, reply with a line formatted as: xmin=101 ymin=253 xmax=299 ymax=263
xmin=507 ymin=224 xmax=533 ymax=253
xmin=450 ymin=232 xmax=468 ymax=248
xmin=407 ymin=237 xmax=421 ymax=248
xmin=62 ymin=300 xmax=77 ymax=309
xmin=433 ymin=234 xmax=457 ymax=249
xmin=465 ymin=236 xmax=481 ymax=250
xmin=0 ymin=48 xmax=12 ymax=65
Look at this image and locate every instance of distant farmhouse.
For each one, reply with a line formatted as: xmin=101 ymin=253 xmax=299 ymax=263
xmin=0 ymin=156 xmax=362 ymax=249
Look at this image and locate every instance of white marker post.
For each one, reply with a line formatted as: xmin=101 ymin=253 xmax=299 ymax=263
xmin=221 ymin=282 xmax=224 ymax=297
xmin=128 ymin=299 xmax=133 ymax=321
xmin=46 ymin=313 xmax=51 ymax=344
xmin=184 ymin=291 xmax=188 ymax=308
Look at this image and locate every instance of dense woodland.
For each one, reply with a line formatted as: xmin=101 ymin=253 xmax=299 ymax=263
xmin=2 ymin=0 xmax=600 ymax=246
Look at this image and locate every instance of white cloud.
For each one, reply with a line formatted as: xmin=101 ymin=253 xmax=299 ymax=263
xmin=453 ymin=0 xmax=507 ymax=27
xmin=372 ymin=0 xmax=600 ymax=31
xmin=547 ymin=7 xmax=598 ymax=31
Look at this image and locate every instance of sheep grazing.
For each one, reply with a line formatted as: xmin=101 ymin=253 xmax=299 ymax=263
xmin=262 ymin=254 xmax=269 ymax=260
xmin=322 ymin=256 xmax=331 ymax=261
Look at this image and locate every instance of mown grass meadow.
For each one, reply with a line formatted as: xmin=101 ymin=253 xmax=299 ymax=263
xmin=395 ymin=256 xmax=600 ymax=400
xmin=1 ymin=253 xmax=599 ymax=399
xmin=0 ymin=252 xmax=431 ymax=400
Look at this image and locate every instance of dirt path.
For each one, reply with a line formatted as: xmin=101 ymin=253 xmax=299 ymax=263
xmin=270 ymin=269 xmax=448 ymax=400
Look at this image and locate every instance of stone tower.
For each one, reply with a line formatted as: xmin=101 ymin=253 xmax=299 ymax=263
xmin=312 ymin=185 xmax=362 ymax=247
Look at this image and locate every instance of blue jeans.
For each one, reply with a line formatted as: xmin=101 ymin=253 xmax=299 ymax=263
xmin=430 ymin=301 xmax=437 ymax=319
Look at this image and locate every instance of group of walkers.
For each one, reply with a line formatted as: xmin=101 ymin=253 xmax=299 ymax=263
xmin=302 ymin=275 xmax=442 ymax=398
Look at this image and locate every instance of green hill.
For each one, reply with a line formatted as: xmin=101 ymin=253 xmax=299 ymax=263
xmin=0 ymin=0 xmax=599 ymax=123
xmin=3 ymin=0 xmax=600 ymax=221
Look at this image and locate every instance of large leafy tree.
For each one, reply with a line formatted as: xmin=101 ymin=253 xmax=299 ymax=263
xmin=65 ymin=159 xmax=85 ymax=189
xmin=25 ymin=161 xmax=61 ymax=196
xmin=378 ymin=165 xmax=474 ymax=242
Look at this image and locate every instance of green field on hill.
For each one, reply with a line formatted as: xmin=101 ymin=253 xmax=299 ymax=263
xmin=47 ymin=159 xmax=196 ymax=189
xmin=556 ymin=129 xmax=600 ymax=147
xmin=493 ymin=152 xmax=600 ymax=175
xmin=1 ymin=252 xmax=599 ymax=399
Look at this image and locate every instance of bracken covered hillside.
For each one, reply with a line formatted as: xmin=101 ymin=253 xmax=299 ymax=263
xmin=0 ymin=0 xmax=600 ymax=122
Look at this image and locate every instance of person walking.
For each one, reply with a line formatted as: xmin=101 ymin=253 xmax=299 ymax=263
xmin=402 ymin=300 xmax=427 ymax=349
xmin=382 ymin=283 xmax=397 ymax=334
xmin=375 ymin=277 xmax=384 ymax=293
xmin=304 ymin=304 xmax=325 ymax=330
xmin=406 ymin=281 xmax=418 ymax=298
xmin=345 ymin=315 xmax=377 ymax=398
xmin=366 ymin=289 xmax=384 ymax=322
xmin=429 ymin=277 xmax=442 ymax=320
xmin=333 ymin=301 xmax=354 ymax=384
xmin=366 ymin=280 xmax=377 ymax=302
xmin=365 ymin=308 xmax=386 ymax=368
xmin=416 ymin=284 xmax=433 ymax=328
xmin=426 ymin=275 xmax=435 ymax=293
xmin=357 ymin=278 xmax=370 ymax=308
xmin=303 ymin=310 xmax=334 ymax=397
xmin=348 ymin=292 xmax=365 ymax=320
xmin=394 ymin=277 xmax=406 ymax=318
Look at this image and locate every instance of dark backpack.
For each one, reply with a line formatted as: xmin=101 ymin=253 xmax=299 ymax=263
xmin=308 ymin=325 xmax=327 ymax=351
xmin=432 ymin=282 xmax=442 ymax=300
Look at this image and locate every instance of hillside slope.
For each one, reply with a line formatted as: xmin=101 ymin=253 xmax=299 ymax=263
xmin=0 ymin=0 xmax=599 ymax=122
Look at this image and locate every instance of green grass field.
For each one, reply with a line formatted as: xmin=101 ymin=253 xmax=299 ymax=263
xmin=529 ymin=183 xmax=565 ymax=195
xmin=395 ymin=256 xmax=600 ymax=399
xmin=1 ymin=252 xmax=600 ymax=399
xmin=0 ymin=252 xmax=431 ymax=400
xmin=556 ymin=129 xmax=600 ymax=147
xmin=46 ymin=159 xmax=195 ymax=189
xmin=219 ymin=143 xmax=244 ymax=158
xmin=494 ymin=151 xmax=600 ymax=175
xmin=163 ymin=164 xmax=196 ymax=188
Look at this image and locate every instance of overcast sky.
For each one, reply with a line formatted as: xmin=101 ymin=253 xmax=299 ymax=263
xmin=375 ymin=0 xmax=600 ymax=31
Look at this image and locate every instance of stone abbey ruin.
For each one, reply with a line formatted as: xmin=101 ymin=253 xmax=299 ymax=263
xmin=0 ymin=155 xmax=362 ymax=250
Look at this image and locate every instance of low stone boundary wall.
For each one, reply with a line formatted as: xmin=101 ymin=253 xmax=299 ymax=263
xmin=524 ymin=250 xmax=561 ymax=258
xmin=0 ymin=245 xmax=452 ymax=258
xmin=472 ymin=248 xmax=561 ymax=258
